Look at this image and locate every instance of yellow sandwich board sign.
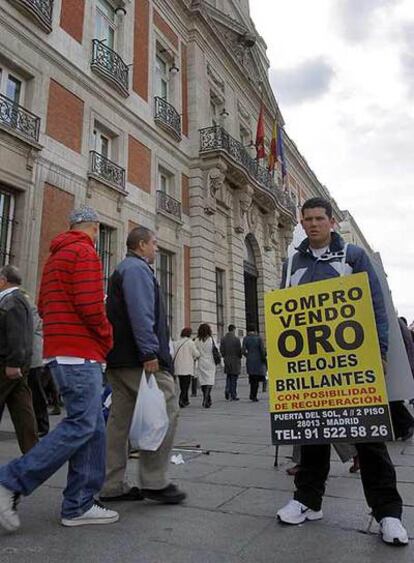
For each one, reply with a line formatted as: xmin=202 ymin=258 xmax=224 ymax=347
xmin=264 ymin=272 xmax=393 ymax=445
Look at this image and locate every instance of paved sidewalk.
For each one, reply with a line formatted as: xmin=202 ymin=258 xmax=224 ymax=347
xmin=0 ymin=373 xmax=413 ymax=562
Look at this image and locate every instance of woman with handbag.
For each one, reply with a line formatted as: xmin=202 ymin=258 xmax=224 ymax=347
xmin=194 ymin=323 xmax=220 ymax=408
xmin=173 ymin=328 xmax=200 ymax=408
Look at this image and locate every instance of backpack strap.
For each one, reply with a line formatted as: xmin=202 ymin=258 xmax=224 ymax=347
xmin=340 ymin=243 xmax=349 ymax=277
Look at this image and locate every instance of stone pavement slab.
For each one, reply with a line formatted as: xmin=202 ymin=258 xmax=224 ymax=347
xmin=0 ymin=374 xmax=413 ymax=562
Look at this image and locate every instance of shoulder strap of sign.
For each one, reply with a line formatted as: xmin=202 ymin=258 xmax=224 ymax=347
xmin=285 ymin=254 xmax=294 ymax=288
xmin=340 ymin=243 xmax=349 ymax=277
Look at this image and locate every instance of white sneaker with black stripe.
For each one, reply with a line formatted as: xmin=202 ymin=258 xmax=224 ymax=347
xmin=380 ymin=517 xmax=408 ymax=546
xmin=61 ymin=502 xmax=119 ymax=527
xmin=0 ymin=484 xmax=20 ymax=532
xmin=277 ymin=499 xmax=323 ymax=525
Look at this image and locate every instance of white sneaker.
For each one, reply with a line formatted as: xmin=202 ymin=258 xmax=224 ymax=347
xmin=61 ymin=502 xmax=119 ymax=527
xmin=277 ymin=499 xmax=323 ymax=525
xmin=380 ymin=517 xmax=408 ymax=546
xmin=0 ymin=484 xmax=20 ymax=532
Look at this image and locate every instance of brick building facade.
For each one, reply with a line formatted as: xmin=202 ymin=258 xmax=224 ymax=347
xmin=0 ymin=0 xmax=371 ymax=340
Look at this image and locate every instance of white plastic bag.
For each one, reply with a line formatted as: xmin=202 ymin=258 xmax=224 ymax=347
xmin=129 ymin=373 xmax=169 ymax=451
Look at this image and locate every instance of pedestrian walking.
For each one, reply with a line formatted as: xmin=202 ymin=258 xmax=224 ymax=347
xmin=0 ymin=265 xmax=38 ymax=454
xmin=24 ymin=296 xmax=49 ymax=437
xmin=195 ymin=324 xmax=217 ymax=408
xmin=0 ymin=206 xmax=117 ymax=532
xmin=389 ymin=317 xmax=414 ymax=441
xmin=220 ymin=324 xmax=242 ymax=401
xmin=100 ymin=226 xmax=186 ymax=505
xmin=242 ymin=325 xmax=266 ymax=402
xmin=173 ymin=328 xmax=200 ymax=408
xmin=276 ymin=197 xmax=408 ymax=546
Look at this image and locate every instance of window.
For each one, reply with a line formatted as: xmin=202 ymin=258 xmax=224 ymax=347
xmin=96 ymin=224 xmax=114 ymax=291
xmin=0 ymin=189 xmax=15 ymax=266
xmin=158 ymin=167 xmax=172 ymax=194
xmin=209 ymin=92 xmax=225 ymax=127
xmin=210 ymin=98 xmax=218 ymax=126
xmin=216 ymin=268 xmax=225 ymax=340
xmin=0 ymin=66 xmax=24 ymax=105
xmin=155 ymin=54 xmax=168 ymax=100
xmin=95 ymin=0 xmax=116 ymax=48
xmin=156 ymin=249 xmax=174 ymax=333
xmin=93 ymin=125 xmax=111 ymax=159
xmin=240 ymin=126 xmax=251 ymax=148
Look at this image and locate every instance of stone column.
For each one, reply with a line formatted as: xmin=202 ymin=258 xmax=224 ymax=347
xmin=189 ymin=166 xmax=223 ymax=333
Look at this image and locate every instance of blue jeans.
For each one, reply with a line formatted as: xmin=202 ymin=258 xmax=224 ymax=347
xmin=0 ymin=361 xmax=105 ymax=519
xmin=225 ymin=374 xmax=238 ymax=399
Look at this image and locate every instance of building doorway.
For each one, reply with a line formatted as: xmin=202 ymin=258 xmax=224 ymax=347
xmin=244 ymin=236 xmax=259 ymax=331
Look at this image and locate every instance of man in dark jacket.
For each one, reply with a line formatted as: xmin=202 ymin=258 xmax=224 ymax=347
xmin=100 ymin=226 xmax=186 ymax=504
xmin=0 ymin=265 xmax=37 ymax=453
xmin=220 ymin=325 xmax=242 ymax=400
xmin=277 ymin=197 xmax=407 ymax=546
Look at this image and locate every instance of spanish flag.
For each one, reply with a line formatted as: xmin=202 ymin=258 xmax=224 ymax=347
xmin=268 ymin=119 xmax=278 ymax=174
xmin=255 ymin=101 xmax=266 ymax=160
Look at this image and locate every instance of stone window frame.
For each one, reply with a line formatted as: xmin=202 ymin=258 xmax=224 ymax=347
xmin=96 ymin=222 xmax=116 ymax=292
xmin=156 ymin=246 xmax=175 ymax=336
xmin=155 ymin=156 xmax=179 ymax=200
xmin=88 ymin=110 xmax=124 ymax=166
xmin=0 ymin=186 xmax=16 ymax=266
xmin=153 ymin=36 xmax=179 ymax=109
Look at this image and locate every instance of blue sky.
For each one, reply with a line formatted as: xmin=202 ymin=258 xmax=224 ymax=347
xmin=251 ymin=0 xmax=414 ymax=323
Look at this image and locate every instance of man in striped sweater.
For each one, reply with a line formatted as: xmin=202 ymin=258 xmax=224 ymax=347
xmin=0 ymin=206 xmax=118 ymax=531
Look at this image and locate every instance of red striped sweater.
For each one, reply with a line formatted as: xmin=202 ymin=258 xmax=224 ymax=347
xmin=38 ymin=230 xmax=113 ymax=362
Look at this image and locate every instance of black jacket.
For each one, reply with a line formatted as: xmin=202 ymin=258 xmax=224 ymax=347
xmin=106 ymin=252 xmax=172 ymax=371
xmin=220 ymin=332 xmax=242 ymax=374
xmin=0 ymin=289 xmax=33 ymax=368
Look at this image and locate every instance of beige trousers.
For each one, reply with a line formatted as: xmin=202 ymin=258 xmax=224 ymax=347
xmin=101 ymin=367 xmax=179 ymax=494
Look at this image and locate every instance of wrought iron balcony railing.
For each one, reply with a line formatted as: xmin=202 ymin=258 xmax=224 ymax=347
xmin=156 ymin=190 xmax=182 ymax=221
xmin=11 ymin=0 xmax=53 ymax=32
xmin=0 ymin=94 xmax=40 ymax=143
xmin=91 ymin=39 xmax=129 ymax=97
xmin=89 ymin=151 xmax=126 ymax=192
xmin=200 ymin=125 xmax=274 ymax=189
xmin=278 ymin=188 xmax=297 ymax=216
xmin=154 ymin=97 xmax=181 ymax=141
xmin=200 ymin=125 xmax=296 ymax=214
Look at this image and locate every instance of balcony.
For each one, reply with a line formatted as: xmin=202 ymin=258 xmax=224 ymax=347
xmin=154 ymin=97 xmax=181 ymax=141
xmin=156 ymin=190 xmax=182 ymax=221
xmin=10 ymin=0 xmax=53 ymax=32
xmin=91 ymin=40 xmax=129 ymax=97
xmin=88 ymin=151 xmax=126 ymax=194
xmin=0 ymin=94 xmax=40 ymax=143
xmin=199 ymin=125 xmax=296 ymax=216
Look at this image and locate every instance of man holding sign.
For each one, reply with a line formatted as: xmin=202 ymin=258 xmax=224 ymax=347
xmin=274 ymin=198 xmax=407 ymax=546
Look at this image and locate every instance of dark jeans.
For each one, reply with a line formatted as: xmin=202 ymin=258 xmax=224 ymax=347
xmin=390 ymin=401 xmax=414 ymax=439
xmin=178 ymin=375 xmax=191 ymax=406
xmin=249 ymin=375 xmax=262 ymax=400
xmin=28 ymin=367 xmax=50 ymax=435
xmin=225 ymin=374 xmax=239 ymax=399
xmin=0 ymin=367 xmax=38 ymax=453
xmin=294 ymin=442 xmax=402 ymax=521
xmin=191 ymin=377 xmax=198 ymax=397
xmin=201 ymin=385 xmax=212 ymax=408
